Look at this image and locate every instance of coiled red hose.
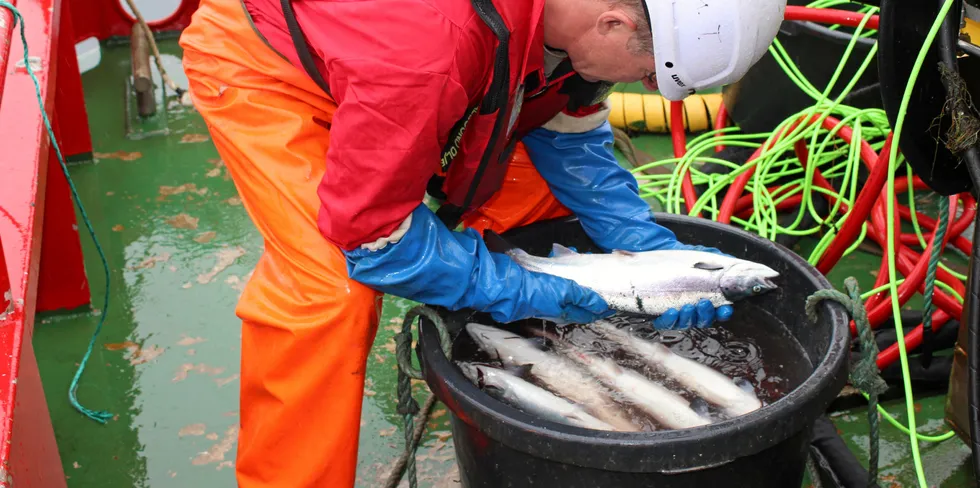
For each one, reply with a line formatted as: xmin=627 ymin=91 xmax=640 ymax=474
xmin=663 ymin=6 xmax=973 ymax=371
xmin=816 ymin=135 xmax=893 ymax=274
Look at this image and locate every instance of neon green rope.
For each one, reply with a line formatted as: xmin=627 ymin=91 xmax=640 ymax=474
xmin=884 ymin=1 xmax=957 ymax=484
xmin=625 ymin=2 xmax=964 ymax=484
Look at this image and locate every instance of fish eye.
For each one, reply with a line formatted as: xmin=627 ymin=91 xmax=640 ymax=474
xmin=752 ymin=285 xmax=763 ymax=294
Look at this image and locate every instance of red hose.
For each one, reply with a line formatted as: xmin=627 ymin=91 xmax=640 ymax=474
xmin=784 ymin=6 xmax=880 ymax=30
xmin=896 ymin=198 xmax=975 ymax=254
xmin=815 ymin=135 xmax=893 ymax=274
xmin=892 ymin=176 xmax=934 ymax=193
xmin=671 ymin=20 xmax=968 ymax=366
xmin=794 ymin=139 xmax=851 ymax=213
xmin=672 ymin=100 xmax=701 ymax=216
xmin=862 ymin=215 xmax=964 ymax=324
xmin=863 ymin=192 xmax=907 ymax=315
xmin=720 ymin=115 xmax=867 ymax=226
xmin=900 ymin=233 xmax=974 ymax=255
xmin=732 ymin=184 xmax=791 ymax=213
xmin=876 ymin=310 xmax=951 ymax=369
xmin=897 ymin=205 xmax=942 ymax=230
xmin=953 ymin=195 xmax=977 ymax=235
xmin=900 ymin=247 xmax=963 ymax=316
xmin=763 ymin=120 xmax=967 ymax=336
xmin=873 ymin=253 xmax=965 ymax=369
xmin=717 ymin=118 xmax=811 ymax=223
xmin=734 ymin=195 xmax=804 ymax=221
xmin=831 ymin=120 xmax=882 ymax=172
xmin=715 ymin=103 xmax=728 ymax=153
xmin=860 ymin=193 xmax=961 ymax=330
xmin=873 ymin=258 xmax=965 ymax=370
xmin=895 ymin=190 xmax=974 ymax=229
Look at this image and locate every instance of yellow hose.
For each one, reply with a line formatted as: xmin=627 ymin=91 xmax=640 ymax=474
xmin=607 ymin=92 xmax=724 ymax=133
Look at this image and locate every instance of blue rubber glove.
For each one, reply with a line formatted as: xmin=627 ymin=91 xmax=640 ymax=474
xmin=653 ymin=300 xmax=734 ymax=329
xmin=343 ymin=204 xmax=614 ymax=325
xmin=523 ymin=121 xmax=733 ymax=329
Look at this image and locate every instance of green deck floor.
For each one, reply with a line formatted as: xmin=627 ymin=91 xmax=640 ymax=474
xmin=32 ymin=40 xmax=975 ymax=487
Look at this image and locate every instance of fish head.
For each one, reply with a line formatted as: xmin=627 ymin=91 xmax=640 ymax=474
xmin=457 ymin=362 xmax=508 ymax=398
xmin=457 ymin=362 xmax=482 ymax=384
xmin=465 ymin=323 xmax=523 ymax=361
xmin=720 ymin=262 xmax=780 ymax=301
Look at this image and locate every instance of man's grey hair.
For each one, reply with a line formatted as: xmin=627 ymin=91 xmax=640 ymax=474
xmin=608 ymin=0 xmax=654 ymax=55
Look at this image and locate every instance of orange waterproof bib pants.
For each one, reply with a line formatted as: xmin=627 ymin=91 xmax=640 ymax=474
xmin=180 ymin=1 xmax=570 ymax=486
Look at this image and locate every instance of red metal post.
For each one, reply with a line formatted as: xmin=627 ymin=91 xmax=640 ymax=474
xmin=53 ymin=0 xmax=92 ymax=160
xmin=36 ymin=120 xmax=92 ymax=313
xmin=36 ymin=0 xmax=91 ymax=312
xmin=7 ymin=339 xmax=66 ymax=487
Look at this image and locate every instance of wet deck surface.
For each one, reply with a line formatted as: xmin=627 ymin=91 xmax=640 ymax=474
xmin=33 ymin=40 xmax=974 ymax=487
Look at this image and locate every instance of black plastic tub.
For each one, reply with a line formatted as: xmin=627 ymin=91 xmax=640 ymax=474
xmin=416 ymin=214 xmax=850 ymax=487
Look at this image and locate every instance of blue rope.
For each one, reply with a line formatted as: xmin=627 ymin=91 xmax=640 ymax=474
xmin=1 ymin=0 xmax=113 ymax=423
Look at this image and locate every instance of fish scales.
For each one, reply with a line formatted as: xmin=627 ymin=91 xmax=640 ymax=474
xmin=555 ymin=345 xmax=712 ymax=430
xmin=457 ymin=362 xmax=614 ymax=431
xmin=465 ymin=323 xmax=639 ymax=431
xmin=587 ymin=320 xmax=763 ymax=417
xmin=492 ymin=238 xmax=779 ymax=317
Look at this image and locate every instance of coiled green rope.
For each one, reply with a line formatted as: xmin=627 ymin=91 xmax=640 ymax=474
xmin=807 ymin=277 xmax=888 ymax=487
xmin=386 ymin=305 xmax=453 ymax=488
xmin=627 ymin=1 xmax=963 ymax=485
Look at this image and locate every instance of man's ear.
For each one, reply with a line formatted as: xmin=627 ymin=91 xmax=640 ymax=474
xmin=596 ymin=9 xmax=637 ymax=36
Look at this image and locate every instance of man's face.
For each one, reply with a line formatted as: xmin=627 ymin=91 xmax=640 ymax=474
xmin=563 ymin=9 xmax=658 ymax=90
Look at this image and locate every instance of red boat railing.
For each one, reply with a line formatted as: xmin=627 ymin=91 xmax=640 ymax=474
xmin=0 ymin=0 xmax=197 ymax=485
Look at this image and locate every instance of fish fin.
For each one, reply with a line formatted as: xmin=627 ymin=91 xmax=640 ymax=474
xmin=484 ymin=230 xmax=532 ymax=260
xmin=612 ymin=249 xmax=637 ymax=257
xmin=509 ymin=364 xmax=534 ymax=379
xmin=551 ymin=243 xmax=579 ymax=257
xmin=483 ymin=384 xmax=505 ymax=398
xmin=693 ymin=262 xmax=725 ymax=271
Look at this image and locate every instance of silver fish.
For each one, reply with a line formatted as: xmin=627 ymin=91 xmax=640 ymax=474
xmin=587 ymin=320 xmax=763 ymax=417
xmin=554 ymin=345 xmax=712 ymax=430
xmin=457 ymin=362 xmax=615 ymax=431
xmin=486 ymin=233 xmax=779 ymax=316
xmin=465 ymin=322 xmax=638 ymax=431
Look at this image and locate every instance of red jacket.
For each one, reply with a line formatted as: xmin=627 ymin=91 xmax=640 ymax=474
xmin=244 ymin=0 xmax=612 ymax=250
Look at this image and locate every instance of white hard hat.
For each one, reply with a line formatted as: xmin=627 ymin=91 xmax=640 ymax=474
xmin=642 ymin=0 xmax=787 ymax=100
